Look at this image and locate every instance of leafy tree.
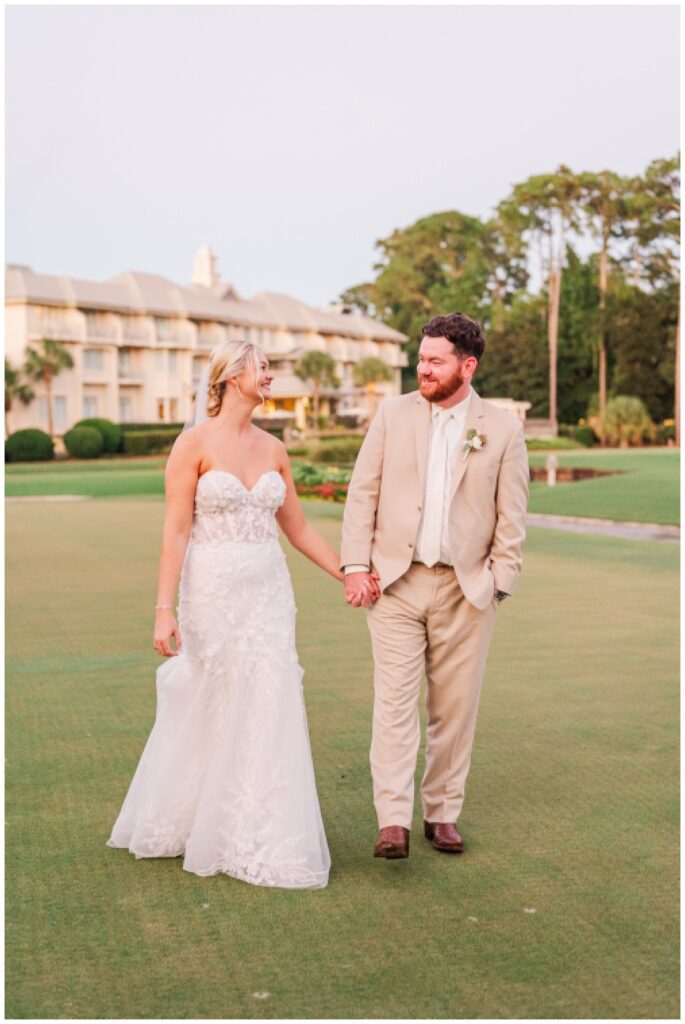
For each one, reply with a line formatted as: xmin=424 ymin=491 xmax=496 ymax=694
xmin=23 ymin=338 xmax=74 ymax=437
xmin=294 ymin=351 xmax=339 ymax=423
xmin=353 ymin=357 xmax=394 ymax=415
xmin=341 ymin=211 xmax=494 ymax=388
xmin=476 ymin=293 xmax=549 ymax=416
xmin=604 ymin=277 xmax=678 ymax=423
xmin=5 ymin=359 xmax=34 ymax=438
xmin=626 ymin=154 xmax=680 ymax=441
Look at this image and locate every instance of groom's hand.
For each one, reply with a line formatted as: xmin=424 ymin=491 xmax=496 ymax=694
xmin=344 ymin=571 xmax=380 ymax=608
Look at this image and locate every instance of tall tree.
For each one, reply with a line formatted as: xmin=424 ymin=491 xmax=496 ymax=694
xmin=626 ymin=154 xmax=680 ymax=442
xmin=23 ymin=338 xmax=74 ymax=437
xmin=5 ymin=359 xmax=35 ymax=438
xmin=578 ymin=170 xmax=632 ymax=437
xmin=294 ymin=350 xmax=339 ymax=423
xmin=502 ymin=165 xmax=582 ymax=429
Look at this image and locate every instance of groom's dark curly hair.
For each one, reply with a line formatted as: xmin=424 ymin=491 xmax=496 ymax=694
xmin=421 ymin=313 xmax=486 ymax=362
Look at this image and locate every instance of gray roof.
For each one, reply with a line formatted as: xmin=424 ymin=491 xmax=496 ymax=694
xmin=5 ymin=264 xmax=407 ymax=344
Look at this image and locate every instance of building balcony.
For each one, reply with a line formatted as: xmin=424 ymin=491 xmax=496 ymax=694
xmin=118 ymin=369 xmax=145 ymax=385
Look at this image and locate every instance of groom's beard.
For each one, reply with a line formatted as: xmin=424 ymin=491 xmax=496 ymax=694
xmin=419 ymin=365 xmax=465 ymax=404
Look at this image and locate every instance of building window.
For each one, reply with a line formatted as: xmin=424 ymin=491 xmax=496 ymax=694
xmin=192 ymin=355 xmax=207 ymax=381
xmin=118 ymin=349 xmax=133 ymax=377
xmin=39 ymin=396 xmax=68 ymax=425
xmin=85 ymin=313 xmax=114 ymax=339
xmin=83 ymin=348 xmax=104 ymax=370
xmin=154 ymin=350 xmax=165 ymax=372
xmin=157 ymin=399 xmax=165 ymax=422
xmin=119 ymin=396 xmax=133 ymax=423
xmin=83 ymin=395 xmax=99 ymax=418
xmin=169 ymin=398 xmax=178 ymax=421
xmin=168 ymin=350 xmax=178 ymax=374
xmin=256 ymin=329 xmax=264 ymax=347
xmin=54 ymin=396 xmax=67 ymax=426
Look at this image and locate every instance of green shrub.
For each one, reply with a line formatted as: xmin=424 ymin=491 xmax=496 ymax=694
xmin=656 ymin=422 xmax=676 ymax=445
xmin=291 ymin=464 xmax=352 ymax=486
xmin=574 ymin=425 xmax=597 ymax=447
xmin=601 ymin=396 xmax=654 ymax=447
xmin=309 ymin=437 xmax=364 ymax=464
xmin=5 ymin=428 xmax=55 ymax=463
xmin=63 ymin=426 xmax=105 ymax=459
xmin=121 ymin=422 xmax=186 ymax=433
xmin=73 ymin=417 xmax=122 ymax=454
xmin=122 ymin=429 xmax=182 ymax=455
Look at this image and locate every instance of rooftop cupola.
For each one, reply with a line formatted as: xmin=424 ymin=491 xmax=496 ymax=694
xmin=191 ymin=245 xmax=220 ymax=288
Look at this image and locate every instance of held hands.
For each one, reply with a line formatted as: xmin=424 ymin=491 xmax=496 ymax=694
xmin=343 ymin=571 xmax=381 ymax=608
xmin=153 ymin=609 xmax=182 ymax=657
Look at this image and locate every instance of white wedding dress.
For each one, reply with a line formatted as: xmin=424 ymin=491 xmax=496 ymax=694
xmin=107 ymin=470 xmax=330 ymax=889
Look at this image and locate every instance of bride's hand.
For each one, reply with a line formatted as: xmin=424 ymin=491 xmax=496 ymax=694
xmin=153 ymin=610 xmax=182 ymax=657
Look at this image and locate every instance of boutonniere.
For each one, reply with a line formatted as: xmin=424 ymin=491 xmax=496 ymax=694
xmin=462 ymin=428 xmax=487 ymax=462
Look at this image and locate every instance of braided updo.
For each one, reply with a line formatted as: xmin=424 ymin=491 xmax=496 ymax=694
xmin=205 ymin=338 xmax=266 ymax=417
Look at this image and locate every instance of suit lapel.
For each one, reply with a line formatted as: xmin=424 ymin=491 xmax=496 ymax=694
xmin=412 ymin=393 xmax=431 ymax=495
xmin=449 ymin=390 xmax=485 ymax=501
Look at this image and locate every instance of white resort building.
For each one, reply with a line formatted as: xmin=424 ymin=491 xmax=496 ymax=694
xmin=4 ymin=246 xmax=408 ymax=434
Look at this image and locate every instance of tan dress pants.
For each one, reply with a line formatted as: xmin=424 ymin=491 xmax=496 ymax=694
xmin=366 ymin=562 xmax=498 ymax=830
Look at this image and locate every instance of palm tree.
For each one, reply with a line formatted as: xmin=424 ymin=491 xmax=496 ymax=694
xmin=353 ymin=357 xmax=394 ymax=415
xmin=5 ymin=359 xmax=34 ymax=438
xmin=23 ymin=338 xmax=74 ymax=437
xmin=294 ymin=351 xmax=339 ymax=424
xmin=578 ymin=170 xmax=631 ymax=439
xmin=504 ymin=165 xmax=581 ymax=431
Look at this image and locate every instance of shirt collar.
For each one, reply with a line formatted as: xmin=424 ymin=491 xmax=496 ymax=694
xmin=431 ymin=387 xmax=472 ymax=420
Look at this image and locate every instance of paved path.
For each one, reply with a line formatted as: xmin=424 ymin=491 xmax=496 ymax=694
xmin=527 ymin=512 xmax=679 ymax=543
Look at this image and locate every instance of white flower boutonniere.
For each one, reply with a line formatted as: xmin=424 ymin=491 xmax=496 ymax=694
xmin=462 ymin=428 xmax=487 ymax=462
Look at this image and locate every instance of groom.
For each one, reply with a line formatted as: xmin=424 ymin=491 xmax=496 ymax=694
xmin=341 ymin=313 xmax=529 ymax=859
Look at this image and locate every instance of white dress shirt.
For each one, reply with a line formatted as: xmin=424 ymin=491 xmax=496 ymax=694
xmin=345 ymin=388 xmax=472 ymax=574
xmin=414 ymin=389 xmax=472 ymax=567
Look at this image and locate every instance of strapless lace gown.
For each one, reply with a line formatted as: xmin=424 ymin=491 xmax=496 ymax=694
xmin=107 ymin=470 xmax=330 ymax=889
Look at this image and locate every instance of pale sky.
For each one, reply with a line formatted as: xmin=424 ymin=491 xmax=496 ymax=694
xmin=5 ymin=4 xmax=680 ymax=307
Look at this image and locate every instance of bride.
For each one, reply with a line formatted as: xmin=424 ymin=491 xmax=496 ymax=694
xmin=107 ymin=338 xmax=379 ymax=888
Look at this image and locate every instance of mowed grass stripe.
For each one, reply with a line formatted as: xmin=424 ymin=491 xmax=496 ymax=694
xmin=6 ymin=500 xmax=678 ymax=1019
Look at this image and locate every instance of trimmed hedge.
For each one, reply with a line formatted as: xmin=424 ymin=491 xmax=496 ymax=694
xmin=122 ymin=429 xmax=182 ymax=455
xmin=121 ymin=422 xmax=186 ymax=434
xmin=5 ymin=428 xmax=55 ymax=463
xmin=73 ymin=417 xmax=122 ymax=454
xmin=63 ymin=426 xmax=105 ymax=459
xmin=307 ymin=437 xmax=364 ymax=464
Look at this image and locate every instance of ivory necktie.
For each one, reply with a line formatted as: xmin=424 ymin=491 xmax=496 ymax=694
xmin=421 ymin=407 xmax=450 ymax=567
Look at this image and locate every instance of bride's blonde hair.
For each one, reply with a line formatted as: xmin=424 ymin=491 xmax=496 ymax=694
xmin=206 ymin=338 xmax=265 ymax=417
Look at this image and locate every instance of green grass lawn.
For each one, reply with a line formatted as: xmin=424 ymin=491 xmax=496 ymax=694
xmin=6 ymin=448 xmax=679 ymax=525
xmin=5 ymin=497 xmax=678 ymax=1019
xmin=527 ymin=448 xmax=680 ymax=525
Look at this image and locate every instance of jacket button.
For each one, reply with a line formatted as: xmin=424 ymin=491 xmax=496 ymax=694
xmin=407 ymin=542 xmax=413 ymax=548
xmin=417 ymin=505 xmax=422 ymax=512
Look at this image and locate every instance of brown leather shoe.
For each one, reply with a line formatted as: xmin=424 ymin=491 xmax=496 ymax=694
xmin=373 ymin=825 xmax=410 ymax=859
xmin=424 ymin=820 xmax=464 ymax=853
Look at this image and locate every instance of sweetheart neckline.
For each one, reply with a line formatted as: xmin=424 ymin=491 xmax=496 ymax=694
xmin=197 ymin=469 xmax=284 ymax=494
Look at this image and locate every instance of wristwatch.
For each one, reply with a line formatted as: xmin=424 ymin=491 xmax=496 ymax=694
xmin=494 ymin=590 xmax=509 ymax=602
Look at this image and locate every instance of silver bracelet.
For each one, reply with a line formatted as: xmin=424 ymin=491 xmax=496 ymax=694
xmin=155 ymin=603 xmax=173 ymax=610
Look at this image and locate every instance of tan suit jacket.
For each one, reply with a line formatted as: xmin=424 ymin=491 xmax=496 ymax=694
xmin=341 ymin=389 xmax=529 ymax=610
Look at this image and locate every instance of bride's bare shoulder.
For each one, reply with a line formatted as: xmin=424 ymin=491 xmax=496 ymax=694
xmin=167 ymin=423 xmax=208 ymax=469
